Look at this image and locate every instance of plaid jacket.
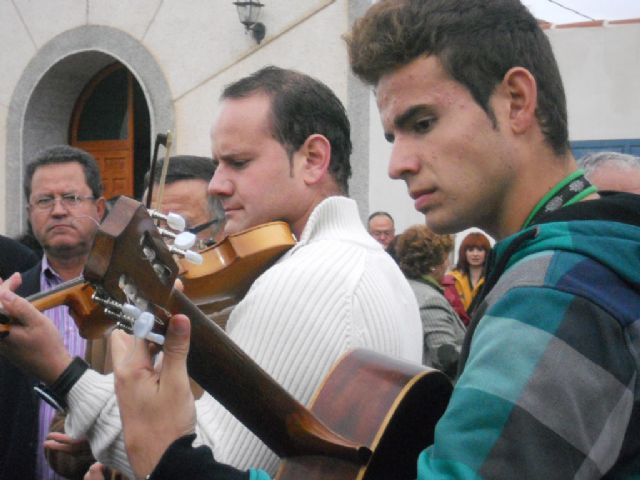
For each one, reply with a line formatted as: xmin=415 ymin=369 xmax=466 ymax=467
xmin=418 ymin=192 xmax=640 ymax=479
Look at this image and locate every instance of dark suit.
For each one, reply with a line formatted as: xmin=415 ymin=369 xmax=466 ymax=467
xmin=0 ymin=235 xmax=38 ymax=280
xmin=0 ymin=261 xmax=113 ymax=479
xmin=0 ymin=263 xmax=41 ymax=479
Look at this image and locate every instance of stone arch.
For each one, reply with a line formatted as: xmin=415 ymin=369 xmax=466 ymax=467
xmin=6 ymin=25 xmax=173 ymax=235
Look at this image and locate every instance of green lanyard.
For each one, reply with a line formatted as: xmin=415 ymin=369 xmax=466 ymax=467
xmin=521 ymin=169 xmax=598 ymax=229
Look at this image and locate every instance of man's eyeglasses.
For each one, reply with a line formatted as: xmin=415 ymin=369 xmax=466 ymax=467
xmin=30 ymin=193 xmax=95 ymax=211
xmin=371 ymin=229 xmax=394 ymax=239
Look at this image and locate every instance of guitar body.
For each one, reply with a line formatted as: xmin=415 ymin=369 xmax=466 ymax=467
xmin=277 ymin=349 xmax=452 ymax=479
xmin=82 ymin=197 xmax=451 ymax=475
xmin=180 ymin=222 xmax=296 ymax=319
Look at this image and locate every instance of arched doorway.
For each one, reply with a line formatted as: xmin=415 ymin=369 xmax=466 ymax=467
xmin=6 ymin=26 xmax=174 ymax=235
xmin=69 ymin=62 xmax=151 ymax=200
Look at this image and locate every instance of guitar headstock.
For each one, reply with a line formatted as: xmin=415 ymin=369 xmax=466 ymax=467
xmin=84 ymin=196 xmax=179 ymax=339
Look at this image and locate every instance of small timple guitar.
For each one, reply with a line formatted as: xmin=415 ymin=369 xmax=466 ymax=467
xmin=83 ymin=196 xmax=452 ymax=479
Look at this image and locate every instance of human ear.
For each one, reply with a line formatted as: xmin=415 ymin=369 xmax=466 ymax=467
xmin=298 ymin=134 xmax=331 ymax=186
xmin=95 ymin=197 xmax=107 ymax=221
xmin=501 ymin=67 xmax=538 ymax=134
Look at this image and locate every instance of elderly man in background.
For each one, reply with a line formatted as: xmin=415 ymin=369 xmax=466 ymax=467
xmin=367 ymin=211 xmax=395 ymax=251
xmin=578 ymin=151 xmax=640 ymax=194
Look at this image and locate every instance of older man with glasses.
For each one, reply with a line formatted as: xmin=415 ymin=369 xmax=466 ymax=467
xmin=367 ymin=211 xmax=396 ymax=251
xmin=0 ymin=145 xmax=107 ymax=480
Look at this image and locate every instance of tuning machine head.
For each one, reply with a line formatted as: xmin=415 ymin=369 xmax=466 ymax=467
xmin=92 ymin=289 xmax=165 ymax=345
xmin=121 ymin=304 xmax=165 ymax=345
xmin=148 ymin=209 xmax=186 ymax=232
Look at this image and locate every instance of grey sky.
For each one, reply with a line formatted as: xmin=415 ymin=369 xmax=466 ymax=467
xmin=525 ymin=0 xmax=640 ymax=23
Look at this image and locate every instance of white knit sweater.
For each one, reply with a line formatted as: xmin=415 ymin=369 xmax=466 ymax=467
xmin=65 ymin=196 xmax=422 ymax=476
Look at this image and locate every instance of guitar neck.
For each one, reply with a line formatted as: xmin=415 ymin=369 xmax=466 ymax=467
xmin=0 ymin=278 xmax=87 ymax=335
xmin=168 ymin=289 xmax=367 ymax=463
xmin=27 ymin=277 xmax=86 ymax=311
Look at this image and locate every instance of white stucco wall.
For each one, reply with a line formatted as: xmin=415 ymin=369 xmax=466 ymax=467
xmin=546 ymin=22 xmax=640 ymax=141
xmin=1 ymin=2 xmax=638 ymax=236
xmin=0 ymin=0 xmax=353 ymax=233
xmin=174 ymin=1 xmax=350 ymax=157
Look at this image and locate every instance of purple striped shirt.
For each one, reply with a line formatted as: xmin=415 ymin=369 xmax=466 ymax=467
xmin=36 ymin=257 xmax=87 ymax=480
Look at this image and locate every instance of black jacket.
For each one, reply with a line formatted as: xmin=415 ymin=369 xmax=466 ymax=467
xmin=0 ymin=235 xmax=38 ymax=280
xmin=0 ymin=262 xmax=42 ymax=480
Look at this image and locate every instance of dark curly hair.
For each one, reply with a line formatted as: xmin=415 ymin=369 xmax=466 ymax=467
xmin=395 ymin=224 xmax=453 ymax=279
xmin=345 ymin=0 xmax=569 ymax=155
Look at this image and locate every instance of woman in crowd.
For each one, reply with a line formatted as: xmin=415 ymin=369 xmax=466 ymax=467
xmin=395 ymin=225 xmax=465 ymax=377
xmin=450 ymin=231 xmax=491 ymax=314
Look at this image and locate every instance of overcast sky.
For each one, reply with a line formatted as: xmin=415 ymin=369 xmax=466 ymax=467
xmin=524 ymin=0 xmax=640 ymax=23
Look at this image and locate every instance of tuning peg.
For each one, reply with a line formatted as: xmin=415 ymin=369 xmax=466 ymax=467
xmin=122 ymin=304 xmax=165 ymax=345
xmin=166 ymin=213 xmax=186 ymax=232
xmin=132 ymin=311 xmax=165 ymax=345
xmin=169 ymin=246 xmax=203 ymax=265
xmin=184 ymin=250 xmax=204 ymax=265
xmin=173 ymin=232 xmax=196 ymax=250
xmin=157 ymin=227 xmax=195 ymax=248
xmin=158 ymin=230 xmax=196 ymax=250
xmin=149 ymin=210 xmax=186 ymax=232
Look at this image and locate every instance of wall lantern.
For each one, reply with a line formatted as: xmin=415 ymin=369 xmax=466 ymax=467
xmin=233 ymin=1 xmax=266 ymax=44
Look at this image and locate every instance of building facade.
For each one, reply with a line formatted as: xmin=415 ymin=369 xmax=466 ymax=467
xmin=1 ymin=1 xmax=639 ymax=236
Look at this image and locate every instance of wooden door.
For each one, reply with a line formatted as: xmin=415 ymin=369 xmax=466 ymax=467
xmin=70 ymin=63 xmax=135 ymax=199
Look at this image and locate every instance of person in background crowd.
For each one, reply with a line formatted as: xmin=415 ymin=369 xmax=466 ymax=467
xmin=394 ymin=224 xmax=465 ymax=377
xmin=0 ymin=145 xmax=107 ymax=480
xmin=440 ymin=273 xmax=470 ymax=326
xmin=450 ymin=231 xmax=491 ymax=313
xmin=143 ymin=155 xmax=225 ymax=249
xmin=578 ymin=151 xmax=640 ymax=194
xmin=367 ymin=211 xmax=395 ymax=250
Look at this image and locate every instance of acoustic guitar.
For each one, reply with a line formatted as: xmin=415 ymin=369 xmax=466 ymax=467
xmin=179 ymin=221 xmax=296 ymax=326
xmin=0 ymin=221 xmax=295 ymax=338
xmin=82 ymin=196 xmax=452 ymax=479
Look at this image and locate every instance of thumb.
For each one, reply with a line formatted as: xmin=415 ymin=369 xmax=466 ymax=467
xmin=159 ymin=314 xmax=191 ymax=380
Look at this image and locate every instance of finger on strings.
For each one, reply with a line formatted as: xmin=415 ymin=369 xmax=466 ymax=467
xmin=0 ymin=286 xmax=38 ymax=327
xmin=0 ymin=272 xmax=23 ymax=292
xmin=158 ymin=314 xmax=191 ymax=382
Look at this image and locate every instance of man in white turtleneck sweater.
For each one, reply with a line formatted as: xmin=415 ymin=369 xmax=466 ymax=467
xmin=0 ymin=66 xmax=421 ymax=478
